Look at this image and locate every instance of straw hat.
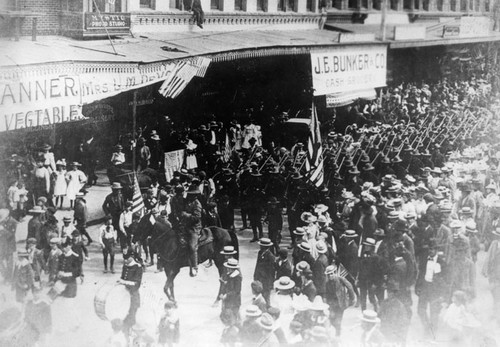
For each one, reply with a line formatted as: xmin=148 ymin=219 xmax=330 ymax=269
xmin=343 ymin=229 xmax=358 ymax=238
xmin=293 ymin=227 xmax=306 ymax=236
xmin=298 ymin=242 xmax=311 ymax=253
xmin=257 ymin=313 xmax=275 ymax=330
xmin=244 ymin=305 xmax=262 ymax=317
xmin=258 ymin=238 xmax=273 ymax=247
xmin=111 ymin=182 xmax=123 ymax=190
xmin=315 ymin=241 xmax=328 ymax=254
xmin=220 ymin=246 xmax=237 ymax=255
xmin=224 ymin=258 xmax=240 ymax=269
xmin=28 ymin=206 xmax=45 ymax=214
xmin=309 ymin=296 xmax=329 ymax=311
xmin=361 ymin=310 xmax=380 ymax=323
xmin=274 ymin=276 xmax=295 ymax=290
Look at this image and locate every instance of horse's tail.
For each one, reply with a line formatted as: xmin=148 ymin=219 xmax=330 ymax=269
xmin=229 ymin=229 xmax=239 ymax=261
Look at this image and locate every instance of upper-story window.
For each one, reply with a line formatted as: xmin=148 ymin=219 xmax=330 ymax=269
xmin=278 ymin=0 xmax=286 ymax=10
xmin=211 ymin=0 xmax=221 ymax=9
xmin=235 ymin=0 xmax=244 ymax=10
xmin=140 ymin=0 xmax=152 ymax=8
xmin=306 ymin=0 xmax=313 ymax=10
xmin=257 ymin=0 xmax=266 ymax=10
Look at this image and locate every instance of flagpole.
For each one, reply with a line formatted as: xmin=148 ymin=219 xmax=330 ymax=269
xmin=132 ymin=89 xmax=138 ymax=172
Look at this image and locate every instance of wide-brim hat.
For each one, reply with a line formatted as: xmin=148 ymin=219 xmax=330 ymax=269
xmin=258 ymin=238 xmax=273 ymax=247
xmin=71 ymin=162 xmax=81 ymax=167
xmin=391 ymin=156 xmax=402 ymax=163
xmin=314 ymin=204 xmax=328 ymax=214
xmin=28 ymin=206 xmax=45 ymax=214
xmin=150 ymin=130 xmax=161 ymax=140
xmin=292 ymin=172 xmax=303 ymax=180
xmin=363 ymin=237 xmax=376 ymax=246
xmin=315 ymin=241 xmax=328 ymax=254
xmin=325 ymin=264 xmax=338 ymax=275
xmin=300 ymin=212 xmax=317 ymax=223
xmin=298 ymin=241 xmax=311 ymax=253
xmin=17 ymin=251 xmax=30 ymax=258
xmin=317 ymin=215 xmax=328 ymax=224
xmin=348 ymin=168 xmax=360 ymax=175
xmin=485 ymin=183 xmax=497 ymax=191
xmin=111 ymin=182 xmax=122 ymax=190
xmin=26 ymin=237 xmax=37 ymax=245
xmin=257 ymin=313 xmax=275 ymax=330
xmin=293 ymin=227 xmax=306 ymax=236
xmin=186 ymin=186 xmax=201 ymax=195
xmin=343 ymin=229 xmax=358 ymax=238
xmin=374 ymin=228 xmax=385 ymax=237
xmin=220 ymin=246 xmax=237 ymax=255
xmin=224 ymin=258 xmax=240 ymax=268
xmin=362 ymin=163 xmax=375 ymax=171
xmin=245 ymin=305 xmax=262 ymax=317
xmin=115 ymin=144 xmax=123 ymax=150
xmin=361 ymin=310 xmax=380 ymax=323
xmin=274 ymin=276 xmax=295 ymax=290
xmin=63 ymin=217 xmax=72 ymax=222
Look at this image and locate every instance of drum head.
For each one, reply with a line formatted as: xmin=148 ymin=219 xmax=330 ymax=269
xmin=94 ymin=284 xmax=131 ymax=321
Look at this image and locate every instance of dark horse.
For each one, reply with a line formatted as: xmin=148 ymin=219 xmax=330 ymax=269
xmin=151 ymin=221 xmax=239 ymax=303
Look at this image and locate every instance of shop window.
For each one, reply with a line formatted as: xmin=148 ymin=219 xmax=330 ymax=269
xmin=257 ymin=0 xmax=266 ymax=10
xmin=140 ymin=0 xmax=152 ymax=8
xmin=92 ymin=0 xmax=122 ymax=12
xmin=235 ymin=0 xmax=244 ymax=9
xmin=211 ymin=0 xmax=220 ymax=9
xmin=170 ymin=0 xmax=184 ymax=9
xmin=423 ymin=0 xmax=429 ymax=10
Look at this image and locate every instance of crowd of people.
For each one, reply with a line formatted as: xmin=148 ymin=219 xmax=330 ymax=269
xmin=2 ymin=47 xmax=500 ymax=346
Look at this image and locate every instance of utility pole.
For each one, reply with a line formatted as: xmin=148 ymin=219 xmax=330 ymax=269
xmin=380 ymin=0 xmax=388 ymax=41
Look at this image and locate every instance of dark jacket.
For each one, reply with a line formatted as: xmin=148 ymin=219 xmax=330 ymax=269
xmin=275 ymin=258 xmax=292 ymax=280
xmin=312 ymin=253 xmax=329 ymax=295
xmin=223 ymin=270 xmax=242 ymax=309
xmin=324 ymin=275 xmax=355 ymax=310
xmin=254 ymin=249 xmax=276 ymax=290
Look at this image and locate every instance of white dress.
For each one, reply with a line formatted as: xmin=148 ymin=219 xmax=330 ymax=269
xmin=65 ymin=170 xmax=87 ymax=200
xmin=53 ymin=170 xmax=67 ymax=196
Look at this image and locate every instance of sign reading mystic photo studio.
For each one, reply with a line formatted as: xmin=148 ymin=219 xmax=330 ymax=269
xmin=310 ymin=44 xmax=387 ymax=96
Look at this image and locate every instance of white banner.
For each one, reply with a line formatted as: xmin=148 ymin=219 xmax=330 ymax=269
xmin=164 ymin=149 xmax=185 ymax=183
xmin=310 ymin=45 xmax=387 ymax=96
xmin=0 ymin=62 xmax=178 ymax=132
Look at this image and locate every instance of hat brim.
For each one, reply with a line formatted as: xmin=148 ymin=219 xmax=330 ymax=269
xmin=224 ymin=262 xmax=239 ymax=268
xmin=258 ymin=241 xmax=273 ymax=247
xmin=220 ymin=250 xmax=237 ymax=255
xmin=274 ymin=281 xmax=295 ymax=290
xmin=343 ymin=233 xmax=358 ymax=238
xmin=297 ymin=245 xmax=311 ymax=252
xmin=28 ymin=209 xmax=45 ymax=214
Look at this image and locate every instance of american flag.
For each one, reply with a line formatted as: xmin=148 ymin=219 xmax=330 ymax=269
xmin=223 ymin=131 xmax=232 ymax=162
xmin=305 ymin=102 xmax=324 ymax=187
xmin=336 ymin=263 xmax=350 ymax=278
xmin=132 ymin=173 xmax=145 ymax=216
xmin=193 ymin=56 xmax=211 ymax=77
xmin=159 ymin=61 xmax=198 ymax=99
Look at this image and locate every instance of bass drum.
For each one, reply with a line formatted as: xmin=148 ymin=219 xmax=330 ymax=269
xmin=94 ymin=283 xmax=131 ymax=321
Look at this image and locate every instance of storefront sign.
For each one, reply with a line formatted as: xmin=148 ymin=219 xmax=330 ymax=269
xmin=0 ymin=62 xmax=179 ymax=132
xmin=310 ymin=45 xmax=387 ymax=96
xmin=394 ymin=25 xmax=426 ymax=41
xmin=338 ymin=33 xmax=375 ymax=43
xmin=443 ymin=25 xmax=460 ymax=37
xmin=460 ymin=17 xmax=490 ymax=38
xmin=84 ymin=12 xmax=131 ymax=31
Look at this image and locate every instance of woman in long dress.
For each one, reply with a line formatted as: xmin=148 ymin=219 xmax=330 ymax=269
xmin=53 ymin=160 xmax=68 ymax=209
xmin=65 ymin=162 xmax=87 ymax=209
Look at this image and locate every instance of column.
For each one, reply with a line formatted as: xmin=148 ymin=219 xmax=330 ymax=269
xmin=221 ymin=0 xmax=236 ymax=10
xmin=297 ymin=0 xmax=307 ymax=12
xmin=156 ymin=0 xmax=170 ymax=10
xmin=268 ymin=0 xmax=278 ymax=11
xmin=340 ymin=0 xmax=348 ymax=9
xmin=128 ymin=0 xmax=141 ymax=11
xmin=429 ymin=0 xmax=437 ymax=10
xmin=442 ymin=0 xmax=450 ymax=10
xmin=245 ymin=0 xmax=258 ymax=11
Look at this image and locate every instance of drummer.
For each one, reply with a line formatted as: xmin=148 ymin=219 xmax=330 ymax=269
xmin=119 ymin=248 xmax=143 ymax=336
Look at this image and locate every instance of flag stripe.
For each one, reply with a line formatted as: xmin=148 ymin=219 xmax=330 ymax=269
xmin=306 ymin=102 xmax=324 ymax=187
xmin=132 ymin=174 xmax=145 ymax=216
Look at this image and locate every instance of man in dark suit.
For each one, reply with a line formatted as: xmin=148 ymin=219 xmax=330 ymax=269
xmin=275 ymin=248 xmax=292 ymax=279
xmin=120 ymin=249 xmax=144 ymax=336
xmin=220 ymin=258 xmax=242 ymax=324
xmin=102 ymin=182 xmax=125 ymax=233
xmin=415 ymin=244 xmax=447 ymax=336
xmin=358 ymin=238 xmax=389 ymax=312
xmin=253 ymin=238 xmax=276 ymax=305
xmin=324 ymin=264 xmax=356 ymax=336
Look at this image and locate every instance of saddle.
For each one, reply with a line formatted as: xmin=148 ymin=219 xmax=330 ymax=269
xmin=198 ymin=227 xmax=213 ymax=247
xmin=178 ymin=227 xmax=213 ymax=248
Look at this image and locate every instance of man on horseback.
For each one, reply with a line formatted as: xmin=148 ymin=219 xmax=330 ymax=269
xmin=181 ymin=185 xmax=203 ymax=277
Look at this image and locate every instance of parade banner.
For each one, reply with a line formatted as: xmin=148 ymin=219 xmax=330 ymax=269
xmin=0 ymin=62 xmax=179 ymax=132
xmin=310 ymin=45 xmax=387 ymax=96
xmin=164 ymin=149 xmax=185 ymax=182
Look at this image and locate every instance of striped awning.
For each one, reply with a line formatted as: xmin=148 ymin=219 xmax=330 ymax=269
xmin=325 ymin=88 xmax=377 ymax=108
